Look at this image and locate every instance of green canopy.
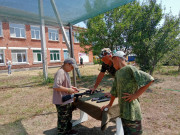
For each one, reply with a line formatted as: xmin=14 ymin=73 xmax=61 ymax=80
xmin=0 ymin=0 xmax=134 ymax=26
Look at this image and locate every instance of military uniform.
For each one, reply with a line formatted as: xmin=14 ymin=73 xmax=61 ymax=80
xmin=110 ymin=65 xmax=154 ymax=135
xmin=101 ymin=62 xmax=116 ymax=76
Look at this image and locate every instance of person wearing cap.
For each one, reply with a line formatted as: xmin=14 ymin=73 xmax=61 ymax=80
xmin=101 ymin=51 xmax=154 ymax=135
xmin=90 ymin=48 xmax=116 ymax=93
xmin=53 ymin=58 xmax=79 ymax=135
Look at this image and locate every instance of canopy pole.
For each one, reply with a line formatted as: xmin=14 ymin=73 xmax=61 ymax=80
xmin=50 ymin=0 xmax=71 ymax=52
xmin=39 ymin=0 xmax=48 ymax=80
xmin=69 ymin=25 xmax=77 ymax=87
xmin=50 ymin=0 xmax=81 ymax=86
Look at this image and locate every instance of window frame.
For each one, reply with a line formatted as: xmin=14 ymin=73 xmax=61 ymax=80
xmin=11 ymin=49 xmax=28 ymax=65
xmin=63 ymin=49 xmax=70 ymax=60
xmin=9 ymin=23 xmax=26 ymax=38
xmin=0 ymin=49 xmax=5 ymax=66
xmin=50 ymin=50 xmax=60 ymax=62
xmin=63 ymin=29 xmax=70 ymax=43
xmin=48 ymin=28 xmax=59 ymax=41
xmin=33 ymin=50 xmax=42 ymax=63
xmin=31 ymin=25 xmax=41 ymax=40
xmin=74 ymin=31 xmax=80 ymax=43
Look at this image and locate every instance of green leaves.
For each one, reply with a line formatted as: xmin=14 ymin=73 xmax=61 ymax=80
xmin=77 ymin=0 xmax=180 ymax=73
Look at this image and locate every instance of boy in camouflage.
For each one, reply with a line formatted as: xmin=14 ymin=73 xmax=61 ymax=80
xmin=101 ymin=51 xmax=154 ymax=135
xmin=53 ymin=58 xmax=79 ymax=135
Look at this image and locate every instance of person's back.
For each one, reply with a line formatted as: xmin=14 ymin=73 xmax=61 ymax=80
xmin=112 ymin=65 xmax=154 ymax=121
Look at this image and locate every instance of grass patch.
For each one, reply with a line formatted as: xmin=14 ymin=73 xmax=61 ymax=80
xmin=156 ymin=66 xmax=180 ymax=76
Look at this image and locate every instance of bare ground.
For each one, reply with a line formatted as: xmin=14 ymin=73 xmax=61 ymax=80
xmin=0 ymin=65 xmax=179 ymax=135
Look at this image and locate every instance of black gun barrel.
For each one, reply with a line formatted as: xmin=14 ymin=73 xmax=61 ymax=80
xmin=96 ymin=98 xmax=110 ymax=103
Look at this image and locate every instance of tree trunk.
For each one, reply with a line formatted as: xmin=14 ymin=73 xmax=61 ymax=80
xmin=178 ymin=64 xmax=180 ymax=72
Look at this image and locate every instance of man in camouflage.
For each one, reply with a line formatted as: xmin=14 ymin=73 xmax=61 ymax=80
xmin=101 ymin=51 xmax=154 ymax=135
xmin=90 ymin=48 xmax=116 ymax=93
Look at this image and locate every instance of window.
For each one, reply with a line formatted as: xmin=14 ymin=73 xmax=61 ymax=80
xmin=11 ymin=50 xmax=27 ymax=63
xmin=50 ymin=50 xmax=60 ymax=62
xmin=33 ymin=50 xmax=42 ymax=62
xmin=0 ymin=22 xmax=2 ymax=37
xmin=10 ymin=23 xmax=26 ymax=38
xmin=63 ymin=29 xmax=70 ymax=42
xmin=74 ymin=32 xmax=79 ymax=43
xmin=63 ymin=50 xmax=70 ymax=60
xmin=31 ymin=26 xmax=40 ymax=40
xmin=0 ymin=50 xmax=5 ymax=64
xmin=48 ymin=28 xmax=59 ymax=41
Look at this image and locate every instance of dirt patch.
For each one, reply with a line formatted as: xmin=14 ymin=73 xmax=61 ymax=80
xmin=0 ymin=65 xmax=180 ymax=135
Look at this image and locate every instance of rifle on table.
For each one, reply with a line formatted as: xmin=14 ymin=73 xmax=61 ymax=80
xmin=91 ymin=96 xmax=110 ymax=103
xmin=62 ymin=89 xmax=104 ymax=102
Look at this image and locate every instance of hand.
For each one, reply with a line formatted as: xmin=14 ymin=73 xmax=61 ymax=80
xmin=101 ymin=104 xmax=111 ymax=111
xmin=104 ymin=92 xmax=111 ymax=98
xmin=71 ymin=86 xmax=79 ymax=93
xmin=90 ymin=87 xmax=96 ymax=94
xmin=68 ymin=88 xmax=78 ymax=94
xmin=122 ymin=93 xmax=138 ymax=102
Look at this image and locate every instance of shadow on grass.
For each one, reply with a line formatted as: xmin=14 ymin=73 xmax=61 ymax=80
xmin=43 ymin=124 xmax=116 ymax=135
xmin=0 ymin=119 xmax=28 ymax=135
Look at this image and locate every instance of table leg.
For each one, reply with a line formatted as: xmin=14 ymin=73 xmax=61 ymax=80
xmin=115 ymin=117 xmax=124 ymax=135
xmin=72 ymin=110 xmax=88 ymax=126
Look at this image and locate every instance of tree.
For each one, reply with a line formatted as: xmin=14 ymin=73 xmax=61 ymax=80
xmin=77 ymin=0 xmax=136 ymax=55
xmin=127 ymin=0 xmax=180 ymax=74
xmin=161 ymin=45 xmax=180 ymax=72
xmin=77 ymin=0 xmax=180 ymax=74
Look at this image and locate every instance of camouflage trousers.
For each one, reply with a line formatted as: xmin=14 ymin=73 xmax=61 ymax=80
xmin=56 ymin=103 xmax=73 ymax=135
xmin=122 ymin=118 xmax=142 ymax=135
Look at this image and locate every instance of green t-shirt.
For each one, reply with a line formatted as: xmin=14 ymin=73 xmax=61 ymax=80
xmin=110 ymin=65 xmax=154 ymax=121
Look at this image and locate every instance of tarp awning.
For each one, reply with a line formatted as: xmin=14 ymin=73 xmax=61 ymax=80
xmin=0 ymin=0 xmax=134 ymax=26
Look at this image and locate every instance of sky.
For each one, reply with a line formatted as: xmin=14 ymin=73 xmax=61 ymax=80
xmin=75 ymin=0 xmax=180 ymax=28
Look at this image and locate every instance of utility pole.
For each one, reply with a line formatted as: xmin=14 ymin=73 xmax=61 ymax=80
xmin=39 ymin=0 xmax=48 ymax=80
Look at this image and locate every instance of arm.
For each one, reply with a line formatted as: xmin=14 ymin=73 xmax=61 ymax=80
xmin=101 ymin=95 xmax=116 ymax=111
xmin=90 ymin=72 xmax=105 ymax=91
xmin=122 ymin=81 xmax=153 ymax=102
xmin=54 ymin=86 xmax=78 ymax=94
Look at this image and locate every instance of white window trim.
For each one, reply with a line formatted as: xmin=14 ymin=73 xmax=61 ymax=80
xmin=50 ymin=50 xmax=61 ymax=62
xmin=0 ymin=49 xmax=5 ymax=66
xmin=63 ymin=29 xmax=70 ymax=42
xmin=9 ymin=23 xmax=26 ymax=39
xmin=74 ymin=32 xmax=80 ymax=43
xmin=48 ymin=48 xmax=61 ymax=50
xmin=30 ymin=48 xmax=47 ymax=50
xmin=31 ymin=25 xmax=41 ymax=40
xmin=0 ymin=47 xmax=6 ymax=49
xmin=0 ymin=22 xmax=3 ymax=37
xmin=31 ymin=48 xmax=41 ymax=50
xmin=8 ymin=47 xmax=28 ymax=50
xmin=48 ymin=27 xmax=59 ymax=41
xmin=11 ymin=49 xmax=29 ymax=65
xmin=33 ymin=50 xmax=42 ymax=64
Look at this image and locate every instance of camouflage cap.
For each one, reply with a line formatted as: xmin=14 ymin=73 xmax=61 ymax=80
xmin=100 ymin=48 xmax=111 ymax=58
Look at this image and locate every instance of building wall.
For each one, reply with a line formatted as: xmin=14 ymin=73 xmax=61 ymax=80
xmin=0 ymin=22 xmax=93 ymax=70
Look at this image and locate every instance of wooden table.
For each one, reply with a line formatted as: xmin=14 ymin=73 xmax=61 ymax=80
xmin=72 ymin=92 xmax=124 ymax=135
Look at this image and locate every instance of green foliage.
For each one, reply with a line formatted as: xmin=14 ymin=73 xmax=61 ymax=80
xmin=77 ymin=0 xmax=180 ymax=74
xmin=32 ymin=72 xmax=54 ymax=85
xmin=43 ymin=77 xmax=54 ymax=85
xmin=161 ymin=45 xmax=180 ymax=71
